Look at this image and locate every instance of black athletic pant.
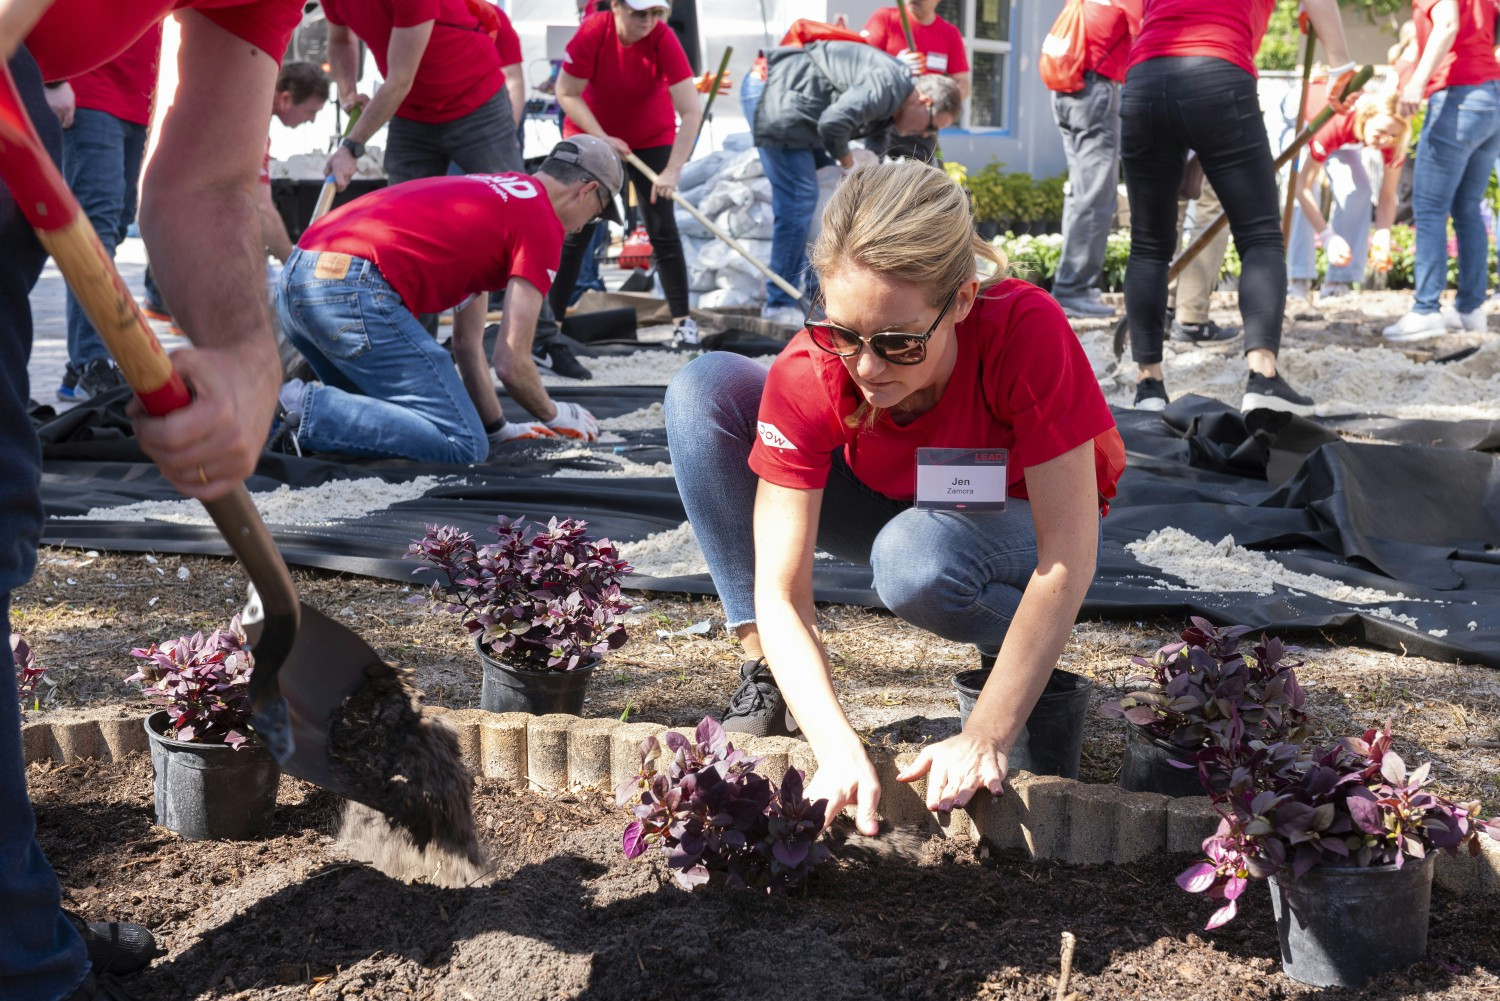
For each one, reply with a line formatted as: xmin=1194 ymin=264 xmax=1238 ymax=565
xmin=549 ymin=144 xmax=690 ymax=319
xmin=1120 ymin=56 xmax=1285 ymax=366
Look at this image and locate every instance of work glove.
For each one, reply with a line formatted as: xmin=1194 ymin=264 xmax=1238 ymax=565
xmin=694 ymin=70 xmax=732 ymax=95
xmin=545 ymin=400 xmax=599 ymax=442
xmin=1324 ymin=62 xmax=1358 ymax=115
xmin=487 ymin=420 xmax=558 ymax=455
xmin=896 ymin=49 xmax=927 ymax=77
xmin=1369 ymin=228 xmax=1393 ymax=273
xmin=1316 ymin=227 xmax=1353 ymax=269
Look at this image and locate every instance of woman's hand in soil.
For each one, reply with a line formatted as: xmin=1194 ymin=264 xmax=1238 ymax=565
xmin=897 ymin=733 xmax=1007 ymax=813
xmin=805 ymin=746 xmax=882 ymax=837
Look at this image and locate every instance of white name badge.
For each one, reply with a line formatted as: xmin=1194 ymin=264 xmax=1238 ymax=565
xmin=926 ymin=51 xmax=949 ymax=74
xmin=914 ymin=447 xmax=1007 ymax=511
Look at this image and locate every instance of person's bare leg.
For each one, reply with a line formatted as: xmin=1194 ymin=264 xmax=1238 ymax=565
xmin=736 ymin=623 xmax=763 ymax=660
xmin=1245 ymin=347 xmax=1278 ymax=378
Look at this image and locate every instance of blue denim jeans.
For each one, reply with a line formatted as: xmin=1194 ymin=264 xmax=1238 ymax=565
xmin=756 ymin=145 xmax=827 ymax=309
xmin=275 ymin=249 xmax=487 ymax=463
xmin=1412 ymin=81 xmax=1500 ymax=313
xmin=663 ymin=352 xmax=1045 ymax=655
xmin=62 ymin=108 xmax=147 ymax=368
xmin=384 ymin=89 xmax=522 ymax=185
xmin=2 ymin=49 xmax=91 ymax=1001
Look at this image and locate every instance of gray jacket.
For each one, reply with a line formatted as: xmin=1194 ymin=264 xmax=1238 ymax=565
xmin=752 ymin=41 xmax=914 ymax=160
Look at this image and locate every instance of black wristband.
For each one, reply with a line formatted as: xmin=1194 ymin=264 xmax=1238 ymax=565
xmin=483 ymin=418 xmax=505 ymax=435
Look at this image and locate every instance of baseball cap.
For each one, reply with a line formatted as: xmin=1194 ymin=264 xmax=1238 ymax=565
xmin=622 ymin=0 xmax=671 ymax=10
xmin=547 ymin=135 xmax=625 ymax=225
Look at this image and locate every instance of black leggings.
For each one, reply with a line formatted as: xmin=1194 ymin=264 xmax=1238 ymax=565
xmin=548 ymin=144 xmax=690 ymax=318
xmin=1120 ymin=57 xmax=1285 ymax=365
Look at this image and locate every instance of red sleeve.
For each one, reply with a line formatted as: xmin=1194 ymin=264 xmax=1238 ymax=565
xmin=493 ymin=8 xmax=522 ymax=66
xmin=747 ymin=336 xmax=846 ymax=491
xmin=940 ymin=20 xmax=969 ymax=73
xmin=863 ymin=9 xmax=897 ymax=52
xmin=563 ymin=13 xmax=603 ymax=80
xmin=389 ymin=0 xmax=440 ymax=29
xmin=190 ymin=0 xmax=304 ymax=63
xmin=654 ymin=23 xmax=694 ymax=85
xmin=319 ymin=0 xmax=345 ymax=26
xmin=1306 ymin=113 xmax=1349 ymax=163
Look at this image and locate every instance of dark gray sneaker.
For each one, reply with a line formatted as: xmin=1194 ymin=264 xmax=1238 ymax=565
xmin=1242 ymin=372 xmax=1315 ymax=416
xmin=533 ymin=342 xmax=593 ymax=381
xmin=65 ymin=911 xmax=158 ymax=974
xmin=1133 ymin=377 xmax=1169 ymax=412
xmin=76 ymin=358 xmax=126 ymax=399
xmin=1169 ymin=319 xmax=1238 ymax=343
xmin=721 ymin=658 xmax=798 ymax=738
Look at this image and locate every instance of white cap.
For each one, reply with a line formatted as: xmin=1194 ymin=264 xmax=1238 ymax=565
xmin=621 ymin=0 xmax=671 ymax=9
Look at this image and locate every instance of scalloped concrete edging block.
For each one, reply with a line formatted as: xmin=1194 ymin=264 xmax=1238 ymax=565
xmin=526 ymin=715 xmax=575 ymax=791
xmin=50 ymin=720 xmax=101 ymax=763
xmin=1435 ymin=835 xmax=1500 ymax=897
xmin=1013 ymin=773 xmax=1074 ymax=860
xmin=736 ymin=735 xmax=802 ymax=785
xmin=98 ymin=717 xmax=149 ymax=760
xmin=479 ymin=713 xmax=529 ymax=781
xmin=435 ymin=708 xmax=486 ymax=774
xmin=610 ymin=722 xmax=665 ymax=792
xmin=869 ymin=750 xmax=937 ymax=832
xmin=1167 ymin=796 xmax=1220 ymax=854
xmin=567 ymin=718 xmax=620 ymax=789
xmin=22 ymin=721 xmax=51 ymax=765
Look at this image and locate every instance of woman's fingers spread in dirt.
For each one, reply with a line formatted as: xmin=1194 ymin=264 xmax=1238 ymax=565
xmin=896 ymin=746 xmax=934 ymax=783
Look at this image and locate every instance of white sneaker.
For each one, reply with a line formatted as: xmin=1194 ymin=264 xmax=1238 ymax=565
xmin=1453 ymin=306 xmax=1486 ymax=332
xmin=1438 ymin=306 xmax=1465 ymax=331
xmin=1382 ymin=311 xmax=1449 ymax=342
xmin=761 ymin=304 xmax=804 ymax=328
xmin=672 ymin=316 xmax=702 ymax=348
xmin=1319 ymin=281 xmax=1351 ymax=299
xmin=1287 ymin=279 xmax=1311 ymax=300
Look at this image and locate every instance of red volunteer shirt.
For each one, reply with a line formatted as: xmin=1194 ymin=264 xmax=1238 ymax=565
xmin=1127 ymin=0 xmax=1275 ymax=78
xmin=66 ymin=22 xmax=163 ymax=126
xmin=29 ymin=0 xmax=299 ymax=82
xmin=749 ymin=280 xmax=1124 ymax=510
xmin=561 ymin=12 xmax=694 ymax=151
xmin=1414 ymin=0 xmax=1500 ymax=97
xmin=1083 ymin=0 xmax=1144 ymax=83
xmin=1309 ymin=111 xmax=1404 ymax=168
xmin=861 ymin=7 xmax=970 ymax=76
xmin=299 ymin=173 xmax=563 ymax=315
xmin=490 ymin=3 xmax=522 ymax=66
xmin=320 ymin=0 xmax=503 ymax=124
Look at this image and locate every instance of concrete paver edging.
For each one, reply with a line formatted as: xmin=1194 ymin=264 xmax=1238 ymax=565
xmin=21 ymin=706 xmax=1499 ymax=896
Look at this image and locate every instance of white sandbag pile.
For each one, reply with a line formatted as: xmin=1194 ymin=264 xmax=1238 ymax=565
xmin=269 ymin=147 xmax=386 ymax=180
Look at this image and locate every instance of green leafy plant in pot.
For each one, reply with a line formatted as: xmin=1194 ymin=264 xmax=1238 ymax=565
xmin=407 ymin=516 xmax=633 ymax=715
xmin=1099 ymin=618 xmax=1308 ymax=797
xmin=1179 ymin=722 xmax=1500 ymax=988
xmin=126 ymin=616 xmax=280 ymax=840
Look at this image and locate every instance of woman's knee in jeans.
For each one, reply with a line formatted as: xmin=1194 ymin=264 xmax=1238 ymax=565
xmin=664 ymin=352 xmax=765 ymax=436
xmin=868 ymin=512 xmax=977 ymax=620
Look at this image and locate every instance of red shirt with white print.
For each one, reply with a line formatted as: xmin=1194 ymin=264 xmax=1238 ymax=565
xmin=561 ymin=11 xmax=694 ymax=151
xmin=1126 ymin=0 xmax=1275 ymax=77
xmin=749 ymin=280 xmax=1125 ymax=511
xmin=320 ymin=0 xmax=504 ymax=124
xmin=299 ymin=173 xmax=563 ymax=314
xmin=861 ymin=7 xmax=970 ymax=77
xmin=66 ymin=23 xmax=163 ymax=126
xmin=1413 ymin=0 xmax=1500 ymax=97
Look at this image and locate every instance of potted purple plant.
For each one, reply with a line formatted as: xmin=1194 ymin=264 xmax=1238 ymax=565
xmin=1178 ymin=723 xmax=1500 ymax=988
xmin=12 ymin=632 xmax=48 ymax=713
xmin=126 ymin=616 xmax=280 ymax=840
xmin=1099 ymin=618 xmax=1308 ymax=797
xmin=407 ymin=516 xmax=633 ymax=715
xmin=616 ymin=716 xmax=832 ymax=893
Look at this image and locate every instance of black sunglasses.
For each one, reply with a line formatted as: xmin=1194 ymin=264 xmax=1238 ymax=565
xmin=805 ymin=284 xmax=960 ymax=365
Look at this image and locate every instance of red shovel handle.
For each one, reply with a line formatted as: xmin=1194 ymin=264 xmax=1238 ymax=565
xmin=0 ymin=65 xmax=191 ymax=416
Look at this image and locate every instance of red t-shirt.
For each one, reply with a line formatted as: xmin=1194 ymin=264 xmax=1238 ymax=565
xmin=561 ymin=12 xmax=694 ymax=151
xmin=1127 ymin=0 xmax=1275 ymax=78
xmin=1414 ymin=0 xmax=1500 ymax=97
xmin=1082 ymin=0 xmax=1143 ymax=83
xmin=491 ymin=4 xmax=522 ymax=66
xmin=748 ymin=280 xmax=1124 ymax=510
xmin=67 ymin=22 xmax=163 ymax=126
xmin=1308 ymin=111 xmax=1404 ymax=168
xmin=320 ymin=0 xmax=503 ymax=124
xmin=299 ymin=173 xmax=563 ymax=314
xmin=861 ymin=7 xmax=970 ymax=76
xmin=28 ymin=0 xmax=300 ymax=82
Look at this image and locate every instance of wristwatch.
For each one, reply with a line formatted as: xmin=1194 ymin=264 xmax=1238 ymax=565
xmin=340 ymin=137 xmax=366 ymax=159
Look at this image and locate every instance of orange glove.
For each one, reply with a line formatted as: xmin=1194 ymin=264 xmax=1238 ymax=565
xmin=896 ymin=49 xmax=927 ymax=76
xmin=694 ymin=70 xmax=732 ymax=95
xmin=1325 ymin=63 xmax=1358 ymax=114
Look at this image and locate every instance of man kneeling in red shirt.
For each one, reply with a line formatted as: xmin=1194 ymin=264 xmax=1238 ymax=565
xmin=272 ymin=136 xmax=623 ymax=462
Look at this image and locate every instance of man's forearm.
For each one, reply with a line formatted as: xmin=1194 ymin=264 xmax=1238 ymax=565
xmin=452 ymin=297 xmax=502 ymax=426
xmin=492 ymin=324 xmax=556 ymax=422
xmin=346 ymin=76 xmax=413 ymax=147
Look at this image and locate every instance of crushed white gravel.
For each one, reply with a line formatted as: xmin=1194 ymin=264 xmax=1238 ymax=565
xmin=537 ymin=349 xmax=772 ymax=386
xmin=58 ymin=476 xmax=453 ymax=527
xmin=600 ymin=402 xmax=666 ymax=431
xmin=547 ymin=447 xmax=674 ymax=479
xmin=618 ymin=520 xmax=708 ymax=578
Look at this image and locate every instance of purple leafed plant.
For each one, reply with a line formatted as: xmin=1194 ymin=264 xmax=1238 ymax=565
xmin=1178 ymin=722 xmax=1500 ymax=929
xmin=125 ymin=616 xmax=256 ymax=748
xmin=407 ymin=517 xmax=633 ymax=672
xmin=617 ymin=716 xmax=832 ymax=893
xmin=12 ymin=633 xmax=47 ymax=713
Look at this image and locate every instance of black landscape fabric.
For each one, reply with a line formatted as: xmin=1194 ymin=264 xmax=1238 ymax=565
xmin=35 ymin=376 xmax=1500 ymax=669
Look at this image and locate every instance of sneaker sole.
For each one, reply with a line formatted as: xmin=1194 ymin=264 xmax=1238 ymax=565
xmin=1133 ymin=398 xmax=1167 ymax=412
xmin=1241 ymin=393 xmax=1315 ymax=416
xmin=1381 ymin=330 xmax=1446 ymax=344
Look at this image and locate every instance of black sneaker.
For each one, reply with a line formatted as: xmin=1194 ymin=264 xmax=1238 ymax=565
xmin=1133 ymin=377 xmax=1168 ymax=412
xmin=76 ymin=359 xmax=126 ymax=399
xmin=57 ymin=363 xmax=81 ymax=402
xmin=721 ymin=658 xmax=798 ymax=738
xmin=1169 ymin=319 xmax=1238 ymax=343
xmin=1242 ymin=372 xmax=1315 ymax=416
xmin=63 ymin=972 xmax=143 ymax=1000
xmin=266 ymin=408 xmax=304 ymax=456
xmin=533 ymin=342 xmax=593 ymax=381
xmin=65 ymin=911 xmax=158 ymax=975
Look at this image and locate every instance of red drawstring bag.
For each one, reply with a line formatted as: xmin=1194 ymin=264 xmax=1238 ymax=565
xmin=1039 ymin=0 xmax=1088 ymax=94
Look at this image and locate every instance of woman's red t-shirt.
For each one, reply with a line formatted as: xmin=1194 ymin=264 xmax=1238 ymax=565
xmin=1126 ymin=0 xmax=1275 ymax=78
xmin=67 ymin=23 xmax=163 ymax=126
xmin=1414 ymin=0 xmax=1500 ymax=97
xmin=561 ymin=12 xmax=693 ymax=151
xmin=749 ymin=280 xmax=1125 ymax=511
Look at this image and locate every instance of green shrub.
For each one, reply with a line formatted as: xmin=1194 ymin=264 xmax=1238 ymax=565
xmin=947 ymin=161 xmax=1066 ymax=229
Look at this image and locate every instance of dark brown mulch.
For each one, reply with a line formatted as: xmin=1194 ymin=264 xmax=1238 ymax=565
xmin=28 ymin=756 xmax=1500 ymax=1001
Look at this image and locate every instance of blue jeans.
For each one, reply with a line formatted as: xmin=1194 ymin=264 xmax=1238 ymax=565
xmin=756 ymin=145 xmax=827 ymax=309
xmin=2 ymin=49 xmax=91 ymax=1001
xmin=1288 ymin=147 xmax=1372 ymax=283
xmin=663 ymin=352 xmax=1044 ymax=655
xmin=275 ymin=249 xmax=487 ymax=463
xmin=384 ymin=89 xmax=522 ymax=185
xmin=62 ymin=108 xmax=147 ymax=369
xmin=1412 ymin=81 xmax=1500 ymax=314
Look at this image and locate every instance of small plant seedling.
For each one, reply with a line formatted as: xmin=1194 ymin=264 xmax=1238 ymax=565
xmin=12 ymin=633 xmax=47 ymax=713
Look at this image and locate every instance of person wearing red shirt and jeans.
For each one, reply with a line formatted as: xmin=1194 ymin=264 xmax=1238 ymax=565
xmin=3 ymin=3 xmax=306 ymax=997
xmin=1049 ymin=0 xmax=1141 ymax=319
xmin=1120 ymin=0 xmax=1354 ymax=415
xmin=663 ymin=160 xmax=1125 ymax=834
xmin=1381 ymin=0 xmax=1500 ymax=341
xmin=860 ymin=0 xmax=970 ymax=162
xmin=273 ymin=137 xmax=623 ymax=463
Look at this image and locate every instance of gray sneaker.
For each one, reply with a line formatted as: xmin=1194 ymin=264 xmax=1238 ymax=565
xmin=76 ymin=358 xmax=126 ymax=399
xmin=721 ymin=658 xmax=798 ymax=738
xmin=1055 ymin=295 xmax=1116 ymax=318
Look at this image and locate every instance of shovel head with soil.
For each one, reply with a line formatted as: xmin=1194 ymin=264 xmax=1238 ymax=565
xmin=0 ymin=65 xmax=478 ymax=863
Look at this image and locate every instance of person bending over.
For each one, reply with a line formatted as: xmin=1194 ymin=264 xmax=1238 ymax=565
xmin=663 ymin=159 xmax=1125 ymax=833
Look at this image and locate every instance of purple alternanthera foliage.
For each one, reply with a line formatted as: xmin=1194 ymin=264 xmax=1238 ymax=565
xmin=406 ymin=517 xmax=633 ymax=672
xmin=125 ymin=616 xmax=256 ymax=748
xmin=12 ymin=633 xmax=47 ymax=712
xmin=616 ymin=716 xmax=832 ymax=893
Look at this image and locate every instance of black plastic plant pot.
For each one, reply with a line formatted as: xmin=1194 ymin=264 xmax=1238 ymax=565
xmin=1117 ymin=724 xmax=1208 ymax=798
xmin=1269 ymin=853 xmax=1436 ymax=989
xmin=953 ymin=668 xmax=1094 ymax=779
xmin=144 ymin=710 xmax=279 ymax=840
xmin=476 ymin=638 xmax=597 ymax=715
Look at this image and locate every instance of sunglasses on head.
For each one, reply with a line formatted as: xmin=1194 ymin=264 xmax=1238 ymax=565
xmin=805 ymin=284 xmax=961 ymax=365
